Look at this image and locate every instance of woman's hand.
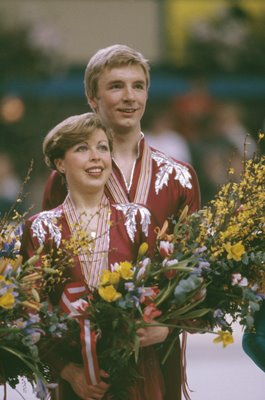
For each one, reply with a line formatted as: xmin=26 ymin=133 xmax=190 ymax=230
xmin=60 ymin=362 xmax=109 ymax=400
xmin=137 ymin=325 xmax=169 ymax=347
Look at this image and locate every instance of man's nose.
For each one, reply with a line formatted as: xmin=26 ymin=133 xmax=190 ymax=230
xmin=123 ymin=85 xmax=134 ymax=101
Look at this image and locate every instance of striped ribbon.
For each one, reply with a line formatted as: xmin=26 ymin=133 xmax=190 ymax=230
xmin=106 ymin=140 xmax=153 ymax=205
xmin=59 ymin=282 xmax=101 ymax=386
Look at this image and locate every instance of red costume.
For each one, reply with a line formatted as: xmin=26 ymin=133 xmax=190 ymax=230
xmin=21 ymin=193 xmax=164 ymax=400
xmin=41 ymin=137 xmax=201 ymax=400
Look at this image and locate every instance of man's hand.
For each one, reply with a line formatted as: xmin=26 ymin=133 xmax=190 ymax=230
xmin=61 ymin=362 xmax=109 ymax=400
xmin=137 ymin=325 xmax=169 ymax=347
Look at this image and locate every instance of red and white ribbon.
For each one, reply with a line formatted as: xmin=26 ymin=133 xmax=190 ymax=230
xmin=59 ymin=282 xmax=101 ymax=386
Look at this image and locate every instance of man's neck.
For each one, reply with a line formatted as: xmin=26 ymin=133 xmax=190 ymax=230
xmin=112 ymin=130 xmax=142 ymax=158
xmin=112 ymin=132 xmax=143 ymax=185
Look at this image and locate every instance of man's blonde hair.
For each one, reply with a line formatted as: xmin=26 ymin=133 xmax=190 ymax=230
xmin=84 ymin=44 xmax=150 ymax=101
xmin=43 ymin=113 xmax=113 ymax=170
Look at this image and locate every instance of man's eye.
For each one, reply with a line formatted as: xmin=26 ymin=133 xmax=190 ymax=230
xmin=134 ymin=83 xmax=145 ymax=89
xmin=110 ymin=83 xmax=122 ymax=89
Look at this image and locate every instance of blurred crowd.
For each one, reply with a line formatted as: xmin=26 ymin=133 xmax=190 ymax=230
xmin=0 ymin=86 xmax=263 ymax=217
xmin=0 ymin=152 xmax=21 ymax=214
xmin=146 ymin=81 xmax=260 ymax=206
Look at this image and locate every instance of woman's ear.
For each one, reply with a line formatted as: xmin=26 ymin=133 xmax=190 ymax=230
xmin=54 ymin=158 xmax=65 ymax=174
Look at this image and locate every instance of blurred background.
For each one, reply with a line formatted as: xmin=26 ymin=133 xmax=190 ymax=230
xmin=0 ymin=0 xmax=264 ymax=398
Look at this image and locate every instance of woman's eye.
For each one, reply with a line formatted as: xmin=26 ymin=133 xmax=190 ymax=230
xmin=75 ymin=145 xmax=88 ymax=152
xmin=97 ymin=144 xmax=109 ymax=152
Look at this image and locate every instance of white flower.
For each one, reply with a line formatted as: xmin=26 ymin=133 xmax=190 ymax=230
xmin=110 ymin=262 xmax=119 ymax=272
xmin=136 ymin=265 xmax=146 ymax=281
xmin=125 ymin=282 xmax=135 ymax=292
xmin=159 ymin=241 xmax=174 ymax=257
xmin=238 ymin=277 xmax=248 ymax=287
xmin=231 ymin=273 xmax=242 ymax=286
xmin=30 ymin=331 xmax=42 ymax=344
xmin=231 ymin=273 xmax=248 ymax=287
xmin=162 ymin=258 xmax=178 ymax=268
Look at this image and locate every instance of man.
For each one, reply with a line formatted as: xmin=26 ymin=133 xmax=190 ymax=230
xmin=42 ymin=44 xmax=201 ymax=400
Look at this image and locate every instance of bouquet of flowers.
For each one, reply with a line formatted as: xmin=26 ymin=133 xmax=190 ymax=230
xmin=68 ymin=139 xmax=264 ymax=399
xmin=0 ymin=193 xmax=72 ymax=399
xmin=155 ymin=148 xmax=264 ymax=335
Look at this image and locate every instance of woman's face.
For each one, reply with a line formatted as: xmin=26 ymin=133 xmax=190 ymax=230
xmin=55 ymin=129 xmax=112 ymax=195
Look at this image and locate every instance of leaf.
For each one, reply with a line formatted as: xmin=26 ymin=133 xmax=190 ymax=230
xmin=133 ymin=335 xmax=140 ymax=364
xmin=0 ymin=345 xmax=44 ymax=381
xmin=172 ymin=308 xmax=211 ymax=320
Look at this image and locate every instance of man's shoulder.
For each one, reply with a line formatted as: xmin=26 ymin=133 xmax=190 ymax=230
xmin=149 ymin=145 xmax=193 ymax=170
xmin=145 ymin=145 xmax=196 ymax=191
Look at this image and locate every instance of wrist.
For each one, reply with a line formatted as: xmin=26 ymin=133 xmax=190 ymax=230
xmin=60 ymin=362 xmax=79 ymax=382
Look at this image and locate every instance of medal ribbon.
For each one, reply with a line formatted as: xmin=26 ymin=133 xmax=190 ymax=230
xmin=59 ymin=282 xmax=101 ymax=386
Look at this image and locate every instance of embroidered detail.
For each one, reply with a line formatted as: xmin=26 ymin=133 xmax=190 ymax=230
xmin=63 ymin=194 xmax=110 ymax=289
xmin=152 ymin=151 xmax=192 ymax=194
xmin=31 ymin=210 xmax=62 ymax=247
xmin=113 ymin=203 xmax=151 ymax=242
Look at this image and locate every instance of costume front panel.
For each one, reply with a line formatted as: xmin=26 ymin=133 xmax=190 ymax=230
xmin=21 ymin=198 xmax=163 ymax=400
xmin=21 ymin=198 xmax=155 ymax=293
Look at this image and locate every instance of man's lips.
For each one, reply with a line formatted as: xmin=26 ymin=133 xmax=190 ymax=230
xmin=118 ymin=108 xmax=138 ymax=113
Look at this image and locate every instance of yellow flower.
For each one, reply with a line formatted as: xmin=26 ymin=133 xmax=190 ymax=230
xmin=99 ymin=270 xmax=111 ymax=285
xmin=98 ymin=285 xmax=121 ymax=302
xmin=21 ymin=300 xmax=41 ymax=311
xmin=0 ymin=259 xmax=10 ymax=275
xmin=115 ymin=261 xmax=133 ymax=280
xmin=138 ymin=242 xmax=149 ymax=258
xmin=179 ymin=205 xmax=189 ymax=222
xmin=224 ymin=241 xmax=245 ymax=261
xmin=10 ymin=255 xmax=23 ymax=271
xmin=99 ymin=270 xmax=120 ymax=286
xmin=110 ymin=271 xmax=120 ymax=285
xmin=213 ymin=330 xmax=234 ymax=348
xmin=0 ymin=292 xmax=16 ymax=309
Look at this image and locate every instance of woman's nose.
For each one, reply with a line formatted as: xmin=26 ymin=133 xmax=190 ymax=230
xmin=89 ymin=148 xmax=100 ymax=160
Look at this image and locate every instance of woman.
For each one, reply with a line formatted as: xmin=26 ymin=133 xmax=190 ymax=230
xmin=21 ymin=113 xmax=168 ymax=400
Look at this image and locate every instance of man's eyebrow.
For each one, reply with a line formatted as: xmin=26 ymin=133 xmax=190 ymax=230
xmin=107 ymin=79 xmax=123 ymax=85
xmin=134 ymin=79 xmax=146 ymax=84
xmin=107 ymin=78 xmax=146 ymax=84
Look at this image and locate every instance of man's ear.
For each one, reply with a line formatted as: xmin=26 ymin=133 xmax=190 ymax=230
xmin=54 ymin=158 xmax=65 ymax=174
xmin=88 ymin=96 xmax=98 ymax=112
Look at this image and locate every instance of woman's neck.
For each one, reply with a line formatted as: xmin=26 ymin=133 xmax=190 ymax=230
xmin=68 ymin=189 xmax=104 ymax=215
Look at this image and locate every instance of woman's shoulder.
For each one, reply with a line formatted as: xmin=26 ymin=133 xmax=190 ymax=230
xmin=27 ymin=205 xmax=64 ymax=225
xmin=25 ymin=205 xmax=64 ymax=247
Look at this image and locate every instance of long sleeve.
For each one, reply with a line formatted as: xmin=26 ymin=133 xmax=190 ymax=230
xmin=20 ymin=214 xmax=73 ymax=379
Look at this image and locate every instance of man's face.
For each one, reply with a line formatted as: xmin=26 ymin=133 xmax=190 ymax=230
xmin=89 ymin=65 xmax=148 ymax=135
